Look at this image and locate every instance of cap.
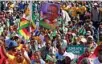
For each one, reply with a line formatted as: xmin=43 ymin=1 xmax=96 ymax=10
xmin=86 ymin=31 xmax=91 ymax=36
xmin=80 ymin=37 xmax=87 ymax=43
xmin=5 ymin=39 xmax=18 ymax=49
xmin=63 ymin=52 xmax=74 ymax=60
xmin=87 ymin=36 xmax=94 ymax=41
xmin=94 ymin=3 xmax=98 ymax=6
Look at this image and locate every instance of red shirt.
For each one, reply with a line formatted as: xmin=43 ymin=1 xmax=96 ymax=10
xmin=77 ymin=44 xmax=102 ymax=64
xmin=89 ymin=44 xmax=102 ymax=58
xmin=0 ymin=47 xmax=7 ymax=64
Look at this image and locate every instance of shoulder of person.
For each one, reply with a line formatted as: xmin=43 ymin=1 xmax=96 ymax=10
xmin=92 ymin=57 xmax=101 ymax=64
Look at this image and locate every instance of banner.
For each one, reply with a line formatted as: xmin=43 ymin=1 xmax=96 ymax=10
xmin=67 ymin=45 xmax=85 ymax=55
xmin=40 ymin=2 xmax=60 ymax=29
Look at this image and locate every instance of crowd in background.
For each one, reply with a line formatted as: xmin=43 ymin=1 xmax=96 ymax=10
xmin=0 ymin=1 xmax=102 ymax=64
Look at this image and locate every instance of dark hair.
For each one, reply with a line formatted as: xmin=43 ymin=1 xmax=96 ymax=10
xmin=7 ymin=47 xmax=17 ymax=51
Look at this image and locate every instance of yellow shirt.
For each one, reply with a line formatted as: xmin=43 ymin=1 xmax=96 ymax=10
xmin=70 ymin=7 xmax=77 ymax=17
xmin=76 ymin=7 xmax=81 ymax=13
xmin=16 ymin=44 xmax=23 ymax=50
xmin=7 ymin=53 xmax=28 ymax=64
xmin=80 ymin=6 xmax=87 ymax=14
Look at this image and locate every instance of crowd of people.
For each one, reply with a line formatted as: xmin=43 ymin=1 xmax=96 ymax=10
xmin=0 ymin=1 xmax=102 ymax=64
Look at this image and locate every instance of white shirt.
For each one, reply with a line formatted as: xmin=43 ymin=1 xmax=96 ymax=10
xmin=62 ymin=10 xmax=71 ymax=26
xmin=61 ymin=39 xmax=67 ymax=49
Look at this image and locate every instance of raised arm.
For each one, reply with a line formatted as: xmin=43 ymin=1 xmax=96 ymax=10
xmin=0 ymin=40 xmax=8 ymax=58
xmin=21 ymin=48 xmax=31 ymax=64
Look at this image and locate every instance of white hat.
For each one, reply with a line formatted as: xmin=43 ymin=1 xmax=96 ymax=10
xmin=72 ymin=33 xmax=76 ymax=36
xmin=15 ymin=34 xmax=22 ymax=39
xmin=94 ymin=3 xmax=98 ymax=6
xmin=63 ymin=52 xmax=75 ymax=60
xmin=86 ymin=31 xmax=91 ymax=36
xmin=87 ymin=36 xmax=94 ymax=40
xmin=80 ymin=38 xmax=87 ymax=43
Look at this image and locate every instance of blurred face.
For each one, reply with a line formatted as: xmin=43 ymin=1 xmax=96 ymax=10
xmin=94 ymin=5 xmax=98 ymax=8
xmin=65 ymin=56 xmax=71 ymax=64
xmin=99 ymin=24 xmax=102 ymax=28
xmin=57 ymin=35 xmax=61 ymax=40
xmin=10 ymin=26 xmax=14 ymax=32
xmin=58 ymin=48 xmax=65 ymax=55
xmin=11 ymin=48 xmax=24 ymax=63
xmin=62 ymin=4 xmax=66 ymax=8
xmin=25 ymin=8 xmax=30 ymax=16
xmin=47 ymin=5 xmax=58 ymax=21
xmin=33 ymin=51 xmax=41 ymax=63
xmin=46 ymin=41 xmax=51 ymax=49
xmin=87 ymin=39 xmax=93 ymax=47
xmin=16 ymin=53 xmax=24 ymax=63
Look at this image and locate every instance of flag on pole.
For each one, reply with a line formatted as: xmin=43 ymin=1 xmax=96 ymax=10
xmin=18 ymin=18 xmax=30 ymax=40
xmin=18 ymin=28 xmax=30 ymax=40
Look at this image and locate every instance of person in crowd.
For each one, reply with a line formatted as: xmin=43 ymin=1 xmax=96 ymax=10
xmin=0 ymin=37 xmax=31 ymax=64
xmin=80 ymin=58 xmax=91 ymax=64
xmin=31 ymin=51 xmax=45 ymax=64
xmin=92 ymin=49 xmax=102 ymax=64
xmin=91 ymin=3 xmax=101 ymax=29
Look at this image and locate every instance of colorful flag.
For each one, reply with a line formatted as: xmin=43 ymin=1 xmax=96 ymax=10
xmin=19 ymin=18 xmax=30 ymax=30
xmin=18 ymin=18 xmax=30 ymax=40
xmin=18 ymin=28 xmax=30 ymax=40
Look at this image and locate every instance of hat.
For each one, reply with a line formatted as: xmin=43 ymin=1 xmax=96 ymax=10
xmin=63 ymin=52 xmax=74 ymax=60
xmin=80 ymin=37 xmax=87 ymax=43
xmin=87 ymin=36 xmax=94 ymax=41
xmin=72 ymin=33 xmax=76 ymax=36
xmin=5 ymin=39 xmax=18 ymax=49
xmin=94 ymin=3 xmax=98 ymax=6
xmin=15 ymin=34 xmax=22 ymax=39
xmin=86 ymin=31 xmax=91 ymax=36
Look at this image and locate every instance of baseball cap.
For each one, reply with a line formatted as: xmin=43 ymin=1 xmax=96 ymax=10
xmin=5 ymin=39 xmax=18 ymax=50
xmin=94 ymin=3 xmax=98 ymax=6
